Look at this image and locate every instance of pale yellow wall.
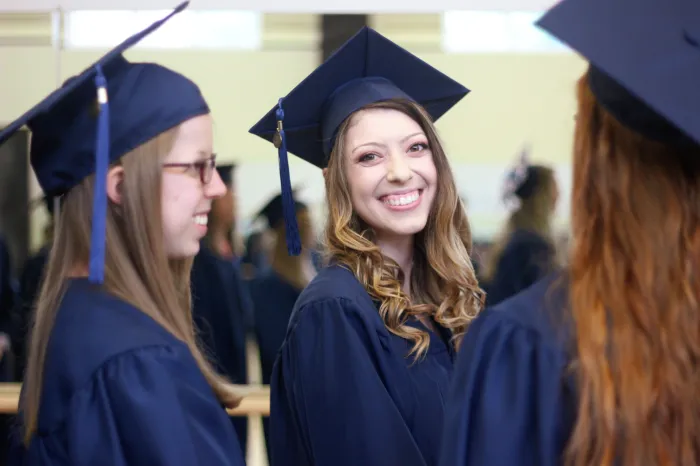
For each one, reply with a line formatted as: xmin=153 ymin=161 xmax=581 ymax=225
xmin=0 ymin=13 xmax=587 ymax=248
xmin=59 ymin=52 xmax=586 ymax=160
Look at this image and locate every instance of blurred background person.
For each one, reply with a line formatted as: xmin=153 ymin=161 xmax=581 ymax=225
xmin=248 ymin=191 xmax=318 ymax=456
xmin=481 ymin=147 xmax=560 ymax=305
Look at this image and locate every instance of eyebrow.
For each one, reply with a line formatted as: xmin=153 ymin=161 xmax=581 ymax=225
xmin=351 ymin=132 xmax=425 ymax=154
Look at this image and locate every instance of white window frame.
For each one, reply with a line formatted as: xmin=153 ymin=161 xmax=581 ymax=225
xmin=63 ymin=9 xmax=263 ymax=50
xmin=442 ymin=10 xmax=570 ymax=54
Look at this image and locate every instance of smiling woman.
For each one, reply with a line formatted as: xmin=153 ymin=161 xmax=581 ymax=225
xmin=249 ymin=27 xmax=484 ymax=466
xmin=326 ymin=97 xmax=478 ymax=359
xmin=0 ymin=4 xmax=246 ymax=466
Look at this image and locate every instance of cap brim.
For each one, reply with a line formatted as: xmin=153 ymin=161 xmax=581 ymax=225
xmin=536 ymin=0 xmax=700 ymax=144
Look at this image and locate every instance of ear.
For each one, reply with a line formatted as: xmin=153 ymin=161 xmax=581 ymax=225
xmin=322 ymin=168 xmax=328 ymax=179
xmin=106 ymin=166 xmax=125 ymax=205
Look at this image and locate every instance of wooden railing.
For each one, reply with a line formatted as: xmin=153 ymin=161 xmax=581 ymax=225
xmin=0 ymin=383 xmax=271 ymax=416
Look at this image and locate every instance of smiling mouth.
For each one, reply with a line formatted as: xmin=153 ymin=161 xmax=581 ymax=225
xmin=193 ymin=214 xmax=208 ymax=226
xmin=380 ymin=189 xmax=422 ymax=207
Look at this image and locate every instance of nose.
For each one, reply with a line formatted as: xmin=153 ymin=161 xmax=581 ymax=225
xmin=205 ymin=169 xmax=227 ymax=199
xmin=386 ymin=151 xmax=413 ymax=183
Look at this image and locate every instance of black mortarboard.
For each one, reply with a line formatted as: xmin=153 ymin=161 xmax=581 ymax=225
xmin=537 ymin=0 xmax=700 ymax=145
xmin=216 ymin=163 xmax=236 ymax=186
xmin=0 ymin=1 xmax=199 ymax=284
xmin=256 ymin=191 xmax=308 ymax=230
xmin=249 ymin=26 xmax=470 ymax=256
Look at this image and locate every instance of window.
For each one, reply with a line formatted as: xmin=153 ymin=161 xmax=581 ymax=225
xmin=64 ymin=10 xmax=262 ymax=50
xmin=442 ymin=10 xmax=569 ymax=53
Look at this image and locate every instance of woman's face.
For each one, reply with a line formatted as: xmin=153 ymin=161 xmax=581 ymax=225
xmin=342 ymin=108 xmax=437 ymax=240
xmin=161 ymin=114 xmax=226 ymax=258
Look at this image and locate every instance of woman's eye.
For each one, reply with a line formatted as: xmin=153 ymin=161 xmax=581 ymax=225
xmin=409 ymin=143 xmax=428 ymax=152
xmin=358 ymin=153 xmax=377 ymax=163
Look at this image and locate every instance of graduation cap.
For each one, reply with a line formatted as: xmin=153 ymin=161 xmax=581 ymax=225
xmin=0 ymin=1 xmax=200 ymax=285
xmin=256 ymin=190 xmax=308 ymax=230
xmin=216 ymin=163 xmax=237 ymax=186
xmin=249 ymin=26 xmax=470 ymax=256
xmin=537 ymin=0 xmax=700 ymax=145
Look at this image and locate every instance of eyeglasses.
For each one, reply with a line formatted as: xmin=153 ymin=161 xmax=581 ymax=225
xmin=163 ymin=154 xmax=217 ymax=184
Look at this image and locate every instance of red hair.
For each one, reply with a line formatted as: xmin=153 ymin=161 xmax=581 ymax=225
xmin=566 ymin=70 xmax=700 ymax=466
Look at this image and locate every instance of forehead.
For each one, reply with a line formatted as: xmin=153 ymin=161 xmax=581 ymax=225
xmin=345 ymin=107 xmax=424 ymax=144
xmin=174 ymin=114 xmax=213 ymax=146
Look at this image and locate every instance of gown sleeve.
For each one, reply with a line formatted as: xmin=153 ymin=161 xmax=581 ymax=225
xmin=439 ymin=309 xmax=574 ymax=466
xmin=270 ymin=298 xmax=427 ymax=466
xmin=66 ymin=346 xmax=243 ymax=466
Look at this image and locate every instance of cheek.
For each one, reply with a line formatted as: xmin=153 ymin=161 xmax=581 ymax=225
xmin=346 ymin=165 xmax=381 ymax=204
xmin=161 ymin=178 xmax=201 ymax=218
xmin=418 ymin=156 xmax=438 ymax=187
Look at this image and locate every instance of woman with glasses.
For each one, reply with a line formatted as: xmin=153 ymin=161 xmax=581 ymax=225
xmin=2 ymin=4 xmax=246 ymax=466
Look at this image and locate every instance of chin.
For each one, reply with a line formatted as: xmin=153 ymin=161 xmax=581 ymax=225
xmin=166 ymin=241 xmax=201 ymax=259
xmin=380 ymin=218 xmax=429 ymax=237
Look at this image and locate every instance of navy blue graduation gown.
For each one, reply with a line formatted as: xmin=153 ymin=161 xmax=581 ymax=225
xmin=484 ymin=229 xmax=557 ymax=306
xmin=439 ymin=274 xmax=576 ymax=466
xmin=248 ymin=270 xmax=300 ymax=451
xmin=191 ymin=244 xmax=250 ymax=452
xmin=270 ymin=264 xmax=455 ymax=466
xmin=249 ymin=271 xmax=300 ymax=385
xmin=7 ymin=278 xmax=245 ymax=466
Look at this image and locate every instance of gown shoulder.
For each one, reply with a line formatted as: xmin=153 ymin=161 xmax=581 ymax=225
xmin=270 ymin=264 xmax=448 ymax=466
xmin=8 ymin=279 xmax=245 ymax=466
xmin=439 ymin=273 xmax=577 ymax=466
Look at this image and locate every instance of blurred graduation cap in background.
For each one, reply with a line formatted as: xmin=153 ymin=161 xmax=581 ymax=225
xmin=255 ymin=188 xmax=308 ymax=231
xmin=216 ymin=163 xmax=237 ymax=187
xmin=0 ymin=1 xmax=205 ymax=284
xmin=249 ymin=26 xmax=470 ymax=256
xmin=537 ymin=0 xmax=700 ymax=145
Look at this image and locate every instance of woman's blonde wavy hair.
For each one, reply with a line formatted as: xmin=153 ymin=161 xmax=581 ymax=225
xmin=21 ymin=124 xmax=241 ymax=446
xmin=324 ymin=98 xmax=484 ymax=358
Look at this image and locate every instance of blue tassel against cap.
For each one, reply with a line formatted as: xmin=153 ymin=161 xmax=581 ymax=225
xmin=88 ymin=65 xmax=110 ymax=284
xmin=274 ymin=98 xmax=302 ymax=256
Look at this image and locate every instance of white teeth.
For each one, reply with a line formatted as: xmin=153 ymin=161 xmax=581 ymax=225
xmin=193 ymin=215 xmax=208 ymax=226
xmin=383 ymin=191 xmax=420 ymax=206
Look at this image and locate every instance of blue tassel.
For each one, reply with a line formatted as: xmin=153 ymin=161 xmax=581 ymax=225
xmin=88 ymin=65 xmax=110 ymax=284
xmin=274 ymin=98 xmax=301 ymax=256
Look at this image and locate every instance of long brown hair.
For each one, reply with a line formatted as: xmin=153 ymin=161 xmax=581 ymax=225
xmin=324 ymin=98 xmax=484 ymax=358
xmin=22 ymin=126 xmax=241 ymax=445
xmin=566 ymin=71 xmax=700 ymax=466
xmin=482 ymin=164 xmax=558 ymax=282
